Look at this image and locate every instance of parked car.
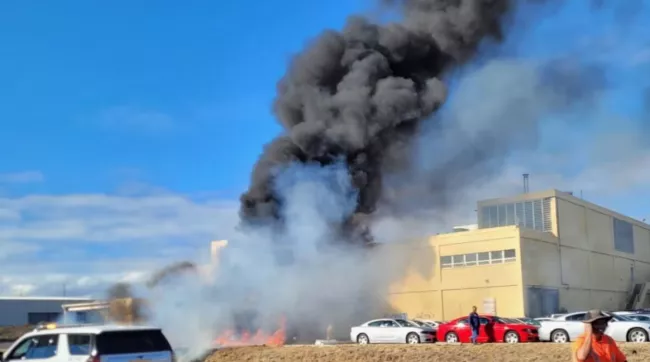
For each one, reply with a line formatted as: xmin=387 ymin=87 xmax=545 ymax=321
xmin=539 ymin=311 xmax=650 ymax=343
xmin=349 ymin=318 xmax=436 ymax=344
xmin=436 ymin=315 xmax=539 ymax=343
xmin=1 ymin=323 xmax=174 ymax=362
xmin=620 ymin=314 xmax=650 ymax=322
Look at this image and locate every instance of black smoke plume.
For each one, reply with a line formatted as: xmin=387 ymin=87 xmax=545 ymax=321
xmin=240 ymin=0 xmax=523 ymax=240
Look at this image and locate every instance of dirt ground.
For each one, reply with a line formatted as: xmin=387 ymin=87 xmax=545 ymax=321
xmin=206 ymin=343 xmax=650 ymax=362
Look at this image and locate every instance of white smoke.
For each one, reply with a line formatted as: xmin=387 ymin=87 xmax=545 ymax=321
xmin=144 ymin=162 xmax=409 ymax=361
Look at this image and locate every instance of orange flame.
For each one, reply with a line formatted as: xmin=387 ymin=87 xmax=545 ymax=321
xmin=213 ymin=316 xmax=286 ymax=347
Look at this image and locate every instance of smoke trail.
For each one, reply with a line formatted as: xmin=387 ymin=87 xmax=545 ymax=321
xmin=239 ymin=1 xmax=529 ymax=239
xmin=147 ymin=261 xmax=197 ymax=288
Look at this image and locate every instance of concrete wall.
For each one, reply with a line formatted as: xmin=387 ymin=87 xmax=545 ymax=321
xmin=387 ymin=227 xmax=525 ymax=320
xmin=0 ymin=298 xmax=92 ymax=326
xmin=519 ymin=193 xmax=650 ymax=313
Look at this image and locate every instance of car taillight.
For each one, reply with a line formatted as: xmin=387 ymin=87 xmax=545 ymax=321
xmin=86 ymin=355 xmax=100 ymax=362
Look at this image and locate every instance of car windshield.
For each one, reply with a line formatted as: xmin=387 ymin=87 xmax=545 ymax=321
xmin=410 ymin=320 xmax=425 ymax=327
xmin=611 ymin=313 xmax=632 ymax=321
xmin=502 ymin=318 xmax=520 ymax=324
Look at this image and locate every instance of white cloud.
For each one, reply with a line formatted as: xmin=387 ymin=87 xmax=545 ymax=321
xmin=0 ymin=191 xmax=240 ymax=297
xmin=0 ymin=171 xmax=44 ymax=184
xmin=0 ymin=241 xmax=40 ymax=260
xmin=0 ymin=194 xmax=239 ymax=242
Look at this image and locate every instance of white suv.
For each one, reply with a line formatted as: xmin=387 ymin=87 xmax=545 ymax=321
xmin=1 ymin=324 xmax=173 ymax=362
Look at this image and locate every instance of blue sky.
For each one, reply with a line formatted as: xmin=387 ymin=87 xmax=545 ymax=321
xmin=1 ymin=0 xmax=649 ymax=296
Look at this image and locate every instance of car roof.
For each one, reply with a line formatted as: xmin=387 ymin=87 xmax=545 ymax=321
xmin=24 ymin=324 xmax=161 ymax=337
xmin=365 ymin=318 xmax=396 ymax=324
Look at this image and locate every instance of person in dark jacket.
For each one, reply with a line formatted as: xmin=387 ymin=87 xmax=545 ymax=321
xmin=469 ymin=306 xmax=480 ymax=344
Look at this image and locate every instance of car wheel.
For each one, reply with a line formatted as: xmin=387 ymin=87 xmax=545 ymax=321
xmin=627 ymin=328 xmax=648 ymax=343
xmin=357 ymin=333 xmax=369 ymax=345
xmin=504 ymin=331 xmax=520 ymax=343
xmin=406 ymin=332 xmax=420 ymax=344
xmin=551 ymin=329 xmax=569 ymax=343
xmin=445 ymin=332 xmax=459 ymax=343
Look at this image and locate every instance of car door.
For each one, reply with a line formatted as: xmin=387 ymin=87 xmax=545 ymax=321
xmin=382 ymin=320 xmax=402 ymax=343
xmin=604 ymin=318 xmax=626 ymax=341
xmin=5 ymin=335 xmax=60 ymax=362
xmin=485 ymin=317 xmax=504 ymax=342
xmin=65 ymin=334 xmax=93 ymax=362
xmin=454 ymin=318 xmax=471 ymax=343
xmin=564 ymin=313 xmax=587 ymax=339
xmin=364 ymin=321 xmax=385 ymax=343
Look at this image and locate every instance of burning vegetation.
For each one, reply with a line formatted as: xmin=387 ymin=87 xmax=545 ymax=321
xmin=213 ymin=316 xmax=287 ymax=348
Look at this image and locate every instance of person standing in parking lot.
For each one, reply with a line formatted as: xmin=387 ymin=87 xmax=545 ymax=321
xmin=572 ymin=310 xmax=627 ymax=362
xmin=469 ymin=306 xmax=480 ymax=344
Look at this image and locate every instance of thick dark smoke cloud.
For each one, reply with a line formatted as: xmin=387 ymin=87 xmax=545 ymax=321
xmin=240 ymin=0 xmax=523 ymax=239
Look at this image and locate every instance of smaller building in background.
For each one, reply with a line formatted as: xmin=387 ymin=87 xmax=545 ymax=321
xmin=0 ymin=297 xmax=93 ymax=326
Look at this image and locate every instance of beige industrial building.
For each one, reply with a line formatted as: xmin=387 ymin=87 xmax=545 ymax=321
xmin=388 ymin=189 xmax=650 ymax=320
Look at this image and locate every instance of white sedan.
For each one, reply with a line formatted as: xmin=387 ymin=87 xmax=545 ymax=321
xmin=350 ymin=318 xmax=435 ymax=344
xmin=539 ymin=311 xmax=650 ymax=343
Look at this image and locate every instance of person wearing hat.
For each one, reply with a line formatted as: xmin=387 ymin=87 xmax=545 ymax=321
xmin=572 ymin=310 xmax=627 ymax=362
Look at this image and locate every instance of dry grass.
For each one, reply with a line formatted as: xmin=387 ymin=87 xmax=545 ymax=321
xmin=206 ymin=342 xmax=650 ymax=362
xmin=0 ymin=326 xmax=33 ymax=342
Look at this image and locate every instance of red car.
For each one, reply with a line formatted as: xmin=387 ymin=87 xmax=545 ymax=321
xmin=436 ymin=315 xmax=539 ymax=343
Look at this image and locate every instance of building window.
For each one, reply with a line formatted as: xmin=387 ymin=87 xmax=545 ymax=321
xmin=504 ymin=249 xmax=516 ymax=262
xmin=479 ymin=198 xmax=552 ymax=232
xmin=465 ymin=253 xmax=477 ymax=266
xmin=440 ymin=256 xmax=452 ymax=268
xmin=477 ymin=252 xmax=490 ymax=265
xmin=490 ymin=250 xmax=504 ymax=264
xmin=440 ymin=249 xmax=517 ymax=269
xmin=452 ymin=255 xmax=465 ymax=267
xmin=613 ymin=217 xmax=634 ymax=254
